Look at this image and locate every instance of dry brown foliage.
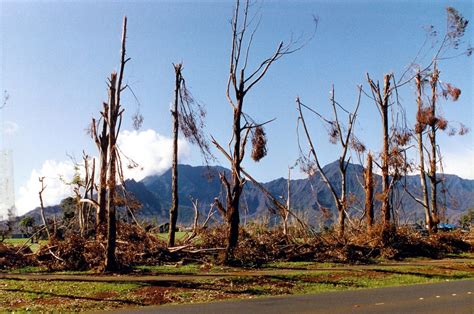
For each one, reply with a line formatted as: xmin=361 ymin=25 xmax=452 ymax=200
xmin=393 ymin=129 xmax=412 ymax=146
xmin=415 ymin=122 xmax=426 ymax=134
xmin=0 ymin=243 xmax=36 ymax=269
xmin=458 ymin=123 xmax=470 ymax=135
xmin=436 ymin=117 xmax=448 ymax=130
xmin=297 ymin=156 xmax=317 ymax=177
xmin=5 ymin=222 xmax=472 ymax=270
xmin=251 ymin=126 xmax=268 ymax=162
xmin=417 ymin=107 xmax=438 ymax=127
xmin=327 ymin=122 xmax=339 ymax=144
xmin=36 ymin=223 xmax=170 ymax=271
xmin=442 ymin=83 xmax=462 ymax=101
xmin=349 ymin=135 xmax=366 ymax=153
xmin=446 ymin=7 xmax=469 ymax=48
xmin=196 ymin=223 xmax=471 ymax=266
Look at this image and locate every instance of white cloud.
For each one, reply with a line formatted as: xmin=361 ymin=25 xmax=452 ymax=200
xmin=16 ymin=160 xmax=77 ymax=215
xmin=118 ymin=129 xmax=190 ymax=181
xmin=15 ymin=129 xmax=190 ymax=215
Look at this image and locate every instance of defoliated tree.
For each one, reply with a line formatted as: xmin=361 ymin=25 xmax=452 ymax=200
xmin=211 ymin=0 xmax=316 ymax=262
xmin=168 ymin=63 xmax=212 ymax=248
xmin=296 ymin=86 xmax=364 ymax=237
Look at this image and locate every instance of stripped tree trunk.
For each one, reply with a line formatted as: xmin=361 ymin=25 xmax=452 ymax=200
xmin=380 ymin=74 xmax=391 ymax=227
xmin=191 ymin=200 xmax=200 ymax=234
xmin=104 ymin=16 xmax=128 ymax=272
xmin=168 ymin=64 xmax=182 ymax=247
xmin=105 ymin=72 xmax=118 ymax=272
xmin=96 ymin=104 xmax=109 ymax=234
xmin=38 ymin=177 xmax=50 ymax=240
xmin=366 ymin=74 xmax=392 ymax=229
xmin=227 ymin=96 xmax=244 ymax=259
xmin=415 ymin=71 xmax=433 ymax=232
xmin=283 ymin=166 xmax=291 ymax=236
xmin=337 ymin=159 xmax=347 ymax=237
xmin=79 ymin=154 xmax=94 ymax=237
xmin=428 ymin=64 xmax=439 ymax=231
xmin=364 ymin=153 xmax=374 ymax=229
xmin=85 ymin=158 xmax=95 ymax=234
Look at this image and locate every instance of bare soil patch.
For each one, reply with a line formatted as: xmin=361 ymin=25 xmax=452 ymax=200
xmin=132 ymin=286 xmax=180 ymax=305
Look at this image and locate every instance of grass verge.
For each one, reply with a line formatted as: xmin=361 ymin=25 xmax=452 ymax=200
xmin=1 ymin=256 xmax=472 ymax=312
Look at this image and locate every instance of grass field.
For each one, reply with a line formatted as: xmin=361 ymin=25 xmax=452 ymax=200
xmin=155 ymin=231 xmax=188 ymax=242
xmin=0 ymin=255 xmax=472 ymax=312
xmin=2 ymin=238 xmax=47 ymax=253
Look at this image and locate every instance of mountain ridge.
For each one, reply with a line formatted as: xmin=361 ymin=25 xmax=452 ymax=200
xmin=17 ymin=161 xmax=474 ymax=226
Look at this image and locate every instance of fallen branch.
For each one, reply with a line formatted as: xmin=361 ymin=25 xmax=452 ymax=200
xmin=46 ymin=246 xmax=65 ymax=262
xmin=168 ymin=245 xmax=191 ymax=253
xmin=184 ymin=247 xmax=226 ymax=254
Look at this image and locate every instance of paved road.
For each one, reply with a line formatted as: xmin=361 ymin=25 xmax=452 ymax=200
xmin=116 ymin=280 xmax=473 ymax=314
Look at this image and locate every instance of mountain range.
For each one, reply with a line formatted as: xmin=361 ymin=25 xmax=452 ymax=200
xmin=17 ymin=161 xmax=473 ymax=227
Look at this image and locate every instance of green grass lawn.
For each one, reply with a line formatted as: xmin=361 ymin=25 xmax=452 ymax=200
xmin=133 ymin=263 xmax=201 ymax=275
xmin=2 ymin=238 xmax=47 ymax=253
xmin=0 ymin=278 xmax=141 ymax=311
xmin=155 ymin=231 xmax=188 ymax=242
xmin=2 ymin=257 xmax=473 ymax=312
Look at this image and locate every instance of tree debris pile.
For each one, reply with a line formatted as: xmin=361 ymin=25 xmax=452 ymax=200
xmin=37 ymin=235 xmax=96 ymax=271
xmin=0 ymin=243 xmax=36 ymax=269
xmin=430 ymin=231 xmax=472 ymax=254
xmin=368 ymin=226 xmax=444 ymax=260
xmin=197 ymin=224 xmax=472 ymax=266
xmin=114 ymin=223 xmax=171 ymax=266
xmin=197 ymin=224 xmax=295 ymax=266
xmin=2 ymin=223 xmax=472 ymax=271
xmin=347 ymin=225 xmax=473 ymax=260
xmin=197 ymin=224 xmax=376 ymax=266
xmin=36 ymin=223 xmax=171 ymax=271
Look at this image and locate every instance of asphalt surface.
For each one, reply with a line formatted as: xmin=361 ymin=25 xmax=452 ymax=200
xmin=116 ymin=279 xmax=474 ymax=314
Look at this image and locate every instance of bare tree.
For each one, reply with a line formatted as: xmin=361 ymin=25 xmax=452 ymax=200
xmin=211 ymin=0 xmax=315 ymax=262
xmin=296 ymin=86 xmax=363 ymax=237
xmin=74 ymin=153 xmax=96 ymax=237
xmin=104 ymin=16 xmax=129 ymax=272
xmin=169 ymin=65 xmax=181 ymax=248
xmin=38 ymin=177 xmax=51 ymax=240
xmin=404 ymin=7 xmax=470 ymax=232
xmin=411 ymin=62 xmax=467 ymax=232
xmin=168 ymin=63 xmax=212 ymax=247
xmin=366 ymin=74 xmax=393 ymax=229
xmin=414 ymin=71 xmax=433 ymax=232
xmin=283 ymin=165 xmax=293 ymax=236
xmin=427 ymin=65 xmax=441 ymax=229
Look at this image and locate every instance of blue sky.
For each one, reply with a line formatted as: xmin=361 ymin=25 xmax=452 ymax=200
xmin=0 ymin=0 xmax=472 ymax=214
